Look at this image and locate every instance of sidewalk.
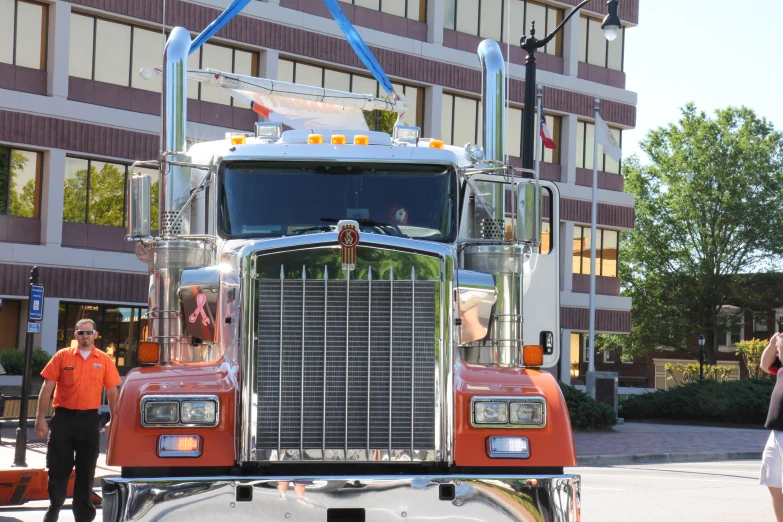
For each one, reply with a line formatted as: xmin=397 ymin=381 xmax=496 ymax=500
xmin=0 ymin=422 xmax=770 ymax=475
xmin=575 ymin=422 xmax=770 ymax=466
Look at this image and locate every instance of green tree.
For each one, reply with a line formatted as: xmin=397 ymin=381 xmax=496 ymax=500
xmin=89 ymin=163 xmax=126 ymax=226
xmin=63 ymin=168 xmax=88 ymax=222
xmin=616 ymin=104 xmax=783 ymax=363
xmin=3 ymin=150 xmax=37 ymax=217
xmin=735 ymin=338 xmax=768 ymax=379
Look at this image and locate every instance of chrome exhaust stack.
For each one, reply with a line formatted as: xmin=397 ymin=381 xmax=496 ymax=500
xmin=149 ymin=28 xmax=213 ymax=364
xmin=463 ymin=40 xmax=524 ymax=367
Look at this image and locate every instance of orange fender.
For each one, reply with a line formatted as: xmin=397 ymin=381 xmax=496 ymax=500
xmin=107 ymin=362 xmax=236 ymax=468
xmin=0 ymin=469 xmax=101 ymax=506
xmin=455 ymin=360 xmax=576 ymax=467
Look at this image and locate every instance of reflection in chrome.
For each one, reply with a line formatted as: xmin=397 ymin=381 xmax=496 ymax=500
xmin=103 ymin=475 xmax=580 ymax=522
xmin=455 ymin=269 xmax=497 ymax=344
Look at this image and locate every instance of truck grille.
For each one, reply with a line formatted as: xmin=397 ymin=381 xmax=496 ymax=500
xmin=255 ymin=268 xmax=438 ymax=462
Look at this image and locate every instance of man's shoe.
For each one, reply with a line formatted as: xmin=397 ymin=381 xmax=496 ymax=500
xmin=43 ymin=509 xmax=59 ymax=522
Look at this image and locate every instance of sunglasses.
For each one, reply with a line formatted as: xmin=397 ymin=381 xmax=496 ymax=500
xmin=76 ymin=330 xmax=95 ymax=336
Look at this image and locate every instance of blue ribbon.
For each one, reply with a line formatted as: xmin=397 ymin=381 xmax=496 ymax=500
xmin=190 ymin=0 xmax=252 ymax=54
xmin=322 ymin=0 xmax=395 ymax=96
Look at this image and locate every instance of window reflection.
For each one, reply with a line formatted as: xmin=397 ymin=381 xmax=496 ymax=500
xmin=57 ymin=302 xmax=150 ymax=371
xmin=341 ymin=0 xmax=425 ymax=21
xmin=64 ymin=156 xmax=129 ymax=227
xmin=94 ymin=19 xmax=131 ymax=85
xmin=572 ymin=225 xmax=619 ymax=277
xmin=0 ymin=0 xmax=47 ymax=70
xmin=0 ymin=147 xmax=42 ymax=218
xmin=580 ymin=15 xmax=625 ymax=72
xmin=576 ymin=121 xmax=622 ymax=173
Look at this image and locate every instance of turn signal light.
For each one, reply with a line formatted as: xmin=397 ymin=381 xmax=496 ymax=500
xmin=523 ymin=345 xmax=544 ymax=367
xmin=308 ymin=134 xmax=323 ymax=144
xmin=158 ymin=435 xmax=201 ymax=457
xmin=331 ymin=134 xmax=346 ymax=145
xmin=429 ymin=139 xmax=444 ymax=149
xmin=354 ymin=135 xmax=370 ymax=145
xmin=137 ymin=341 xmax=160 ymax=365
xmin=230 ymin=135 xmax=246 ymax=145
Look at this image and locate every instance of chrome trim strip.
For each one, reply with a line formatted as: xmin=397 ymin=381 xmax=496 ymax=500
xmin=366 ymin=266 xmax=372 ymax=457
xmin=388 ymin=266 xmax=394 ymax=456
xmin=103 ymin=474 xmax=580 ymax=522
xmin=278 ymin=264 xmax=284 ymax=458
xmin=344 ymin=268 xmax=350 ymax=457
xmin=410 ymin=266 xmax=415 ymax=457
xmin=322 ymin=265 xmax=328 ymax=459
xmin=140 ymin=395 xmax=219 ymax=428
xmin=470 ymin=396 xmax=547 ymax=429
xmin=300 ymin=265 xmax=306 ymax=458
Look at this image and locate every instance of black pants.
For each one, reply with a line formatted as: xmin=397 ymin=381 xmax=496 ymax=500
xmin=45 ymin=408 xmax=100 ymax=522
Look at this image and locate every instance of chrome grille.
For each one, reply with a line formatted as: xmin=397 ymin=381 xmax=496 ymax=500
xmin=256 ymin=267 xmax=437 ymax=462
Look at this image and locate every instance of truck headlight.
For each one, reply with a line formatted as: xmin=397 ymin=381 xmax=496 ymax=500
xmin=471 ymin=397 xmax=546 ymax=428
xmin=181 ymin=400 xmax=217 ymax=425
xmin=144 ymin=401 xmax=179 ymax=425
xmin=141 ymin=395 xmax=219 ymax=427
xmin=510 ymin=402 xmax=544 ymax=426
xmin=473 ymin=401 xmax=508 ymax=424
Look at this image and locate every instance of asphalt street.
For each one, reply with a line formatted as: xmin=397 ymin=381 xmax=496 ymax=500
xmin=0 ymin=460 xmax=772 ymax=522
xmin=574 ymin=460 xmax=772 ymax=522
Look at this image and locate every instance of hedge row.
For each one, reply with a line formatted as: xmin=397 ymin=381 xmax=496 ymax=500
xmin=558 ymin=381 xmax=617 ymax=430
xmin=0 ymin=348 xmax=52 ymax=376
xmin=619 ymin=378 xmax=775 ymax=425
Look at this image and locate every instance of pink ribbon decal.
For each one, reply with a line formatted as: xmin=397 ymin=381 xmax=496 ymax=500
xmin=189 ymin=293 xmax=211 ymax=326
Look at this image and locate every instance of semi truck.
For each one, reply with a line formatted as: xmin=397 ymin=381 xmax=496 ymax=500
xmin=103 ymin=26 xmax=579 ymax=522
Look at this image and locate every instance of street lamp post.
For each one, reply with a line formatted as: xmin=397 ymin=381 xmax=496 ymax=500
xmin=520 ymin=0 xmax=622 ymax=169
xmin=698 ymin=335 xmax=706 ymax=381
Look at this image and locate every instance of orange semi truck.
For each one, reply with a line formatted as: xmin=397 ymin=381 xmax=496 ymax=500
xmin=102 ymin=27 xmax=579 ymax=522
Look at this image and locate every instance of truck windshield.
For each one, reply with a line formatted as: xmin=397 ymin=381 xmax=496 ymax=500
xmin=218 ymin=161 xmax=456 ymax=242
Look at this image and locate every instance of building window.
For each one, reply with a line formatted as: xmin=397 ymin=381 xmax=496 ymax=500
xmin=603 ymin=347 xmax=615 ymax=363
xmin=0 ymin=146 xmax=43 ymax=219
xmin=444 ymin=0 xmax=563 ymax=57
xmin=578 ymin=16 xmax=624 ymax=71
xmin=339 ymin=0 xmax=426 ymax=21
xmin=754 ymin=312 xmax=768 ymax=333
xmin=575 ymin=120 xmax=622 ymax=174
xmin=277 ymin=58 xmax=424 ymax=132
xmin=572 ymin=226 xmax=619 ymax=277
xmin=0 ymin=0 xmax=48 ymax=70
xmin=69 ymin=13 xmax=258 ymax=107
xmin=0 ymin=299 xmax=21 ymax=350
xmin=444 ymin=98 xmax=560 ymax=164
xmin=57 ymin=302 xmax=149 ymax=371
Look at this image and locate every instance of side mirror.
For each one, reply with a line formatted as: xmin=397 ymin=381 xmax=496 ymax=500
xmin=516 ymin=181 xmax=541 ymax=244
xmin=127 ymin=173 xmax=151 ymax=238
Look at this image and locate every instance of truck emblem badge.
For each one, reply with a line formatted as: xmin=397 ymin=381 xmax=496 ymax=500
xmin=189 ymin=292 xmax=211 ymax=326
xmin=337 ymin=220 xmax=360 ymax=272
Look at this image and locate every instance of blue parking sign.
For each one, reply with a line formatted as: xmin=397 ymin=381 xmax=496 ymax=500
xmin=29 ymin=284 xmax=44 ymax=321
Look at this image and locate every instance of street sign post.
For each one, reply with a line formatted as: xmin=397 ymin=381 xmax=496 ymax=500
xmin=14 ymin=267 xmax=42 ymax=468
xmin=28 ymin=285 xmax=44 ymax=321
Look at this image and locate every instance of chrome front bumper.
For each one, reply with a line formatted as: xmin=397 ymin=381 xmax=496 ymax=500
xmin=103 ymin=474 xmax=580 ymax=521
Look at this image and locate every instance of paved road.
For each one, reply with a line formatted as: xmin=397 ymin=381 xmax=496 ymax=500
xmin=0 ymin=461 xmax=772 ymax=521
xmin=573 ymin=460 xmax=772 ymax=522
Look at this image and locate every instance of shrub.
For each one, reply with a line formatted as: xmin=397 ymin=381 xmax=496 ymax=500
xmin=0 ymin=347 xmax=52 ymax=376
xmin=558 ymin=381 xmax=617 ymax=430
xmin=619 ymin=378 xmax=774 ymax=425
xmin=736 ymin=339 xmax=767 ymax=379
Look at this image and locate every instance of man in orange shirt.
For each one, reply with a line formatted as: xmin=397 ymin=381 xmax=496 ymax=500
xmin=35 ymin=319 xmax=121 ymax=522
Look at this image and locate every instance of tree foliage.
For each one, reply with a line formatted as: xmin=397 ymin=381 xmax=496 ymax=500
xmin=735 ymin=338 xmax=768 ymax=379
xmin=617 ymin=104 xmax=783 ymax=362
xmin=1 ymin=149 xmax=38 ymax=218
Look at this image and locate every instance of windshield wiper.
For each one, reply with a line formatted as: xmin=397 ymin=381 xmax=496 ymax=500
xmin=289 ymin=225 xmax=334 ymax=236
xmin=320 ymin=217 xmax=402 ymax=236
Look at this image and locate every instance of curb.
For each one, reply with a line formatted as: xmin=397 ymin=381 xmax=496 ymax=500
xmin=577 ymin=451 xmax=763 ymax=466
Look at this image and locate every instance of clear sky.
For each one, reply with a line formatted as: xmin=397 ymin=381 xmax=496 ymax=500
xmin=623 ymin=0 xmax=783 ymax=163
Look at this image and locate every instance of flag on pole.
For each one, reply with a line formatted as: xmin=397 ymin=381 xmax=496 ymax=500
xmin=540 ymin=115 xmax=556 ymax=150
xmin=595 ymin=113 xmax=622 ymax=161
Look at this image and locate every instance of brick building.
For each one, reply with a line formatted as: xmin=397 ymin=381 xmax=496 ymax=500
xmin=0 ymin=0 xmax=638 ymax=378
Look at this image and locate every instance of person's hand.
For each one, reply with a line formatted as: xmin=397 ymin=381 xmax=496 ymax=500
xmin=102 ymin=421 xmax=112 ymax=438
xmin=34 ymin=416 xmax=49 ymax=439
